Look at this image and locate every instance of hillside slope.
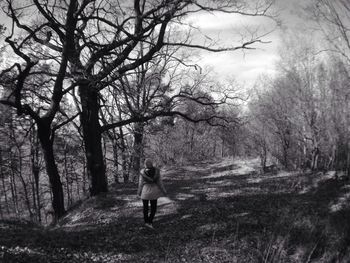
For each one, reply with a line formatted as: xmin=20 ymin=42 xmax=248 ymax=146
xmin=1 ymin=158 xmax=350 ymax=262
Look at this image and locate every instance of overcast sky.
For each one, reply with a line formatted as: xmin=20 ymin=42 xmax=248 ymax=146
xmin=187 ymin=0 xmax=314 ymax=87
xmin=0 ymin=0 xmax=314 ymax=88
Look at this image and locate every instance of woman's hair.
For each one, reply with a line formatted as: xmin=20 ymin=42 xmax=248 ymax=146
xmin=144 ymin=158 xmax=153 ymax=168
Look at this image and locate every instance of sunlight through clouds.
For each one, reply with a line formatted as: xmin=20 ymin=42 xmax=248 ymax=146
xmin=177 ymin=0 xmax=314 ymax=87
xmin=182 ymin=10 xmax=279 ymax=86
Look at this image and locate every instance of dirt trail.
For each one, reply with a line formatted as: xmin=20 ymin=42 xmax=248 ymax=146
xmin=1 ymin=158 xmax=350 ymax=262
xmin=60 ymin=158 xmax=257 ymax=229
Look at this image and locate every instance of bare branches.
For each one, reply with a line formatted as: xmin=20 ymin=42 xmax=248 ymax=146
xmin=2 ymin=0 xmax=276 ymax=97
xmin=1 ymin=27 xmax=37 ymax=115
xmin=192 ymin=0 xmax=276 ymax=19
xmin=164 ymin=39 xmax=270 ymax=52
xmin=5 ymin=1 xmax=62 ymax=52
xmin=52 ymin=112 xmax=80 ymax=132
xmin=32 ymin=0 xmax=65 ymax=40
xmin=100 ymin=109 xmax=230 ymax=132
xmin=0 ymin=99 xmax=41 ymax=122
xmin=311 ymin=0 xmax=350 ymax=61
xmin=41 ymin=0 xmax=79 ymax=122
xmin=1 ymin=0 xmax=274 ymax=135
xmin=0 ymin=0 xmax=79 ymax=133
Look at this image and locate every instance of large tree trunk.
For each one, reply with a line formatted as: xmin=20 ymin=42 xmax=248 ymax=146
xmin=79 ymin=84 xmax=108 ymax=195
xmin=37 ymin=122 xmax=65 ymax=220
xmin=131 ymin=123 xmax=144 ymax=182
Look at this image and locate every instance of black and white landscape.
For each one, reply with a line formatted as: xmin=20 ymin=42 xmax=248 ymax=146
xmin=0 ymin=0 xmax=350 ymax=262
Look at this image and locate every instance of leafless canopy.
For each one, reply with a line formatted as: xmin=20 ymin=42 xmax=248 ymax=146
xmin=0 ymin=0 xmax=275 ymax=126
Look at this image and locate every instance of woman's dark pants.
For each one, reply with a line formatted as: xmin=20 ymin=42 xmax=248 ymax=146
xmin=142 ymin=199 xmax=157 ymax=224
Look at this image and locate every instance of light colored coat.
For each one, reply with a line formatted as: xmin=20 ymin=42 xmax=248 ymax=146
xmin=137 ymin=168 xmax=167 ymax=200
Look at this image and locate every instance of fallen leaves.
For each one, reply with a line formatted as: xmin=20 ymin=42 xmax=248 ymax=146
xmin=1 ymin=159 xmax=350 ymax=262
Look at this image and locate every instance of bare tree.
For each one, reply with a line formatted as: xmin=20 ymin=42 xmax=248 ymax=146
xmin=311 ymin=0 xmax=350 ymax=62
xmin=0 ymin=0 xmax=81 ymax=219
xmin=0 ymin=0 xmax=276 ymax=200
xmin=247 ymin=32 xmax=350 ymax=174
xmin=75 ymin=0 xmax=275 ymax=194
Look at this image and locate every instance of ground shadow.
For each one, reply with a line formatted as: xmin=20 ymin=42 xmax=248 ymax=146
xmin=1 ymin=160 xmax=350 ymax=262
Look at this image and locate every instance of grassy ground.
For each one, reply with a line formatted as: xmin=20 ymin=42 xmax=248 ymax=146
xmin=1 ymin=158 xmax=350 ymax=262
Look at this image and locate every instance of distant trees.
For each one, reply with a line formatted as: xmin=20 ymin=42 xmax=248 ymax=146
xmin=246 ymin=35 xmax=350 ymax=175
xmin=243 ymin=0 xmax=350 ymax=173
xmin=0 ymin=101 xmax=88 ymax=223
xmin=0 ymin=104 xmax=42 ymax=221
xmin=145 ymin=95 xmax=242 ymax=164
xmin=311 ymin=0 xmax=350 ymax=61
xmin=310 ymin=0 xmax=350 ymax=175
xmin=0 ymin=60 xmax=69 ymax=220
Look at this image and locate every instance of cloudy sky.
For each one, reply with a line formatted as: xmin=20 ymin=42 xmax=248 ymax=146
xmin=187 ymin=0 xmax=314 ymax=87
xmin=0 ymin=0 xmax=314 ymax=88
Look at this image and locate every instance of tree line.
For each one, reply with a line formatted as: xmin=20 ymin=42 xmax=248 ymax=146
xmin=246 ymin=0 xmax=350 ymax=175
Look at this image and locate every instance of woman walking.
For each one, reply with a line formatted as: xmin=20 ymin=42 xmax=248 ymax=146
xmin=137 ymin=158 xmax=167 ymax=229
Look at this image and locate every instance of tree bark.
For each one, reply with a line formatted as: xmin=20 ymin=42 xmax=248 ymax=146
xmin=260 ymin=142 xmax=267 ymax=170
xmin=64 ymin=146 xmax=72 ymax=207
xmin=0 ymin=150 xmax=10 ymax=215
xmin=112 ymin=142 xmax=119 ymax=183
xmin=9 ymin=156 xmax=19 ymax=217
xmin=1 ymin=172 xmax=10 ymax=215
xmin=30 ymin=126 xmax=42 ymax=222
xmin=119 ymin=126 xmax=129 ymax=183
xmin=37 ymin=121 xmax=65 ymax=220
xmin=31 ymin=179 xmax=37 ymax=219
xmin=17 ymin=154 xmax=33 ymax=219
xmin=131 ymin=123 xmax=144 ymax=182
xmin=82 ymin=152 xmax=87 ymax=195
xmin=73 ymin=158 xmax=81 ymax=200
xmin=79 ymin=83 xmax=108 ymax=195
xmin=32 ymin=166 xmax=41 ymax=223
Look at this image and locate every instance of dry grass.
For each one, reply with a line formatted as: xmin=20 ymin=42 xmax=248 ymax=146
xmin=1 ymin=158 xmax=350 ymax=262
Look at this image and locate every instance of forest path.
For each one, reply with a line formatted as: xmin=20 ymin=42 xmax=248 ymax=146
xmin=59 ymin=158 xmax=258 ymax=229
xmin=1 ymin=158 xmax=350 ymax=262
